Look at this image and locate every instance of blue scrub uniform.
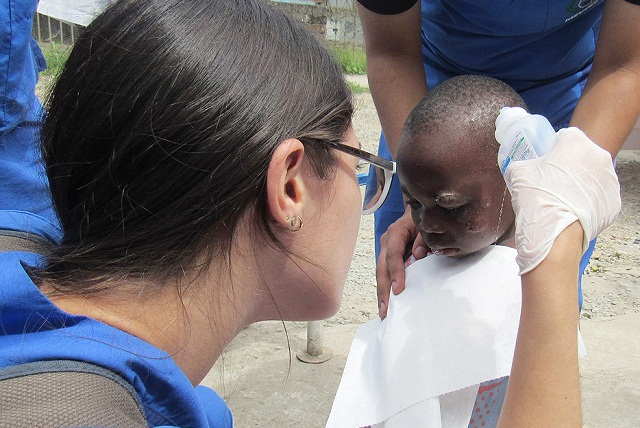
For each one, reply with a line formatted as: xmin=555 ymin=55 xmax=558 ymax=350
xmin=0 ymin=0 xmax=59 ymax=229
xmin=360 ymin=0 xmax=603 ymax=307
xmin=0 ymin=3 xmax=232 ymax=426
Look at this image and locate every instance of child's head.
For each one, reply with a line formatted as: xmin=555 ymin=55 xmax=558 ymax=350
xmin=397 ymin=75 xmax=527 ymax=257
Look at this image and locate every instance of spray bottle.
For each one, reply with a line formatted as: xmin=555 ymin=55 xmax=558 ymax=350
xmin=495 ymin=107 xmax=556 ymax=175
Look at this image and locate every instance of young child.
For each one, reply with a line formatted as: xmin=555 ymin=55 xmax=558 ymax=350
xmin=329 ymin=75 xmax=544 ymax=428
xmin=397 ymin=75 xmax=524 ymax=261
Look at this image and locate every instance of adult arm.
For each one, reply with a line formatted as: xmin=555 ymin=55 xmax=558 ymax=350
xmin=570 ymin=0 xmax=640 ymax=156
xmin=498 ymin=222 xmax=583 ymax=427
xmin=357 ymin=1 xmax=427 ymax=317
xmin=497 ymin=128 xmax=620 ymax=426
xmin=356 ymin=0 xmax=426 ymax=157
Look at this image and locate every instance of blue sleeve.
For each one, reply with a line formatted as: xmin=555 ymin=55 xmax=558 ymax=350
xmin=0 ymin=1 xmax=60 ymax=239
xmin=0 ymin=0 xmax=45 ymax=132
xmin=195 ymin=385 xmax=233 ymax=428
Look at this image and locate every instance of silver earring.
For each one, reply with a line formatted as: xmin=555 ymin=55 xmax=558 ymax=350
xmin=290 ymin=215 xmax=303 ymax=232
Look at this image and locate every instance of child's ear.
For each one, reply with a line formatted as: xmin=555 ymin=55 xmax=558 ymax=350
xmin=266 ymin=139 xmax=306 ymax=230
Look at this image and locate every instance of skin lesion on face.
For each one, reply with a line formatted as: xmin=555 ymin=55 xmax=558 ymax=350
xmin=404 ymin=183 xmax=512 ymax=257
xmin=398 ymin=136 xmax=515 ymax=258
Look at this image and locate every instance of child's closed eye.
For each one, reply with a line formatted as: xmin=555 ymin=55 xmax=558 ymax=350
xmin=443 ymin=205 xmax=464 ymax=215
xmin=405 ymin=198 xmax=421 ymax=209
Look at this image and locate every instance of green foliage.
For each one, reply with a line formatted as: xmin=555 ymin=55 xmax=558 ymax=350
xmin=40 ymin=43 xmax=71 ymax=77
xmin=327 ymin=43 xmax=367 ymax=75
xmin=347 ymin=81 xmax=369 ymax=94
xmin=35 ymin=43 xmax=72 ymax=101
xmin=36 ymin=42 xmax=370 ymax=98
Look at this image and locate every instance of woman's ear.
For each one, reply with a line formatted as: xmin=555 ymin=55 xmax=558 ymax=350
xmin=267 ymin=139 xmax=306 ymax=230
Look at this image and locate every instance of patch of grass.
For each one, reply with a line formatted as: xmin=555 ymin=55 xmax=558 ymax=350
xmin=40 ymin=43 xmax=71 ymax=77
xmin=327 ymin=43 xmax=366 ymax=75
xmin=348 ymin=81 xmax=369 ymax=94
xmin=37 ymin=43 xmax=72 ymax=101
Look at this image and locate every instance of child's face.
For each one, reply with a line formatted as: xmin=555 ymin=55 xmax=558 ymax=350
xmin=397 ymin=127 xmax=515 ymax=258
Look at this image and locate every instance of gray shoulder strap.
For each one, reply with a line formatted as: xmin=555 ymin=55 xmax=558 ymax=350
xmin=0 ymin=229 xmax=54 ymax=255
xmin=0 ymin=360 xmax=148 ymax=428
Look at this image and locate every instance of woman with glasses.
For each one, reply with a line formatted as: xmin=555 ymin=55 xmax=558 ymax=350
xmin=0 ymin=0 xmax=619 ymax=426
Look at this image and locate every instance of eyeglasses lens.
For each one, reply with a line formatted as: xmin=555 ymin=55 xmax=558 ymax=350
xmin=361 ymin=163 xmax=387 ymax=213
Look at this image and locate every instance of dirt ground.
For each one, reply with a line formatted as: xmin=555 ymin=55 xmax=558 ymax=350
xmin=202 ymin=81 xmax=640 ymax=427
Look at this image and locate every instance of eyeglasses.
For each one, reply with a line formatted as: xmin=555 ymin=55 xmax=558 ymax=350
xmin=327 ymin=142 xmax=396 ymax=215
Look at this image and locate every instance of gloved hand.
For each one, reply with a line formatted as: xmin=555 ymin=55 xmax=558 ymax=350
xmin=504 ymin=127 xmax=621 ymax=275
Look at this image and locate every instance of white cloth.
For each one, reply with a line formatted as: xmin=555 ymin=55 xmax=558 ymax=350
xmin=328 ymin=245 xmax=586 ymax=427
xmin=327 ymin=246 xmax=522 ymax=428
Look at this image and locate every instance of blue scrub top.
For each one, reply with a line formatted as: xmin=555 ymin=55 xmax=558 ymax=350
xmin=420 ymin=0 xmax=604 ymax=127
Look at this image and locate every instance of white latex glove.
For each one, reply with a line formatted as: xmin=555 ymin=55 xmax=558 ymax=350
xmin=504 ymin=127 xmax=621 ymax=275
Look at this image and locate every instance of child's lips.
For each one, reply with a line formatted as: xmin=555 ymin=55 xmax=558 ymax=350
xmin=428 ymin=247 xmax=460 ymax=256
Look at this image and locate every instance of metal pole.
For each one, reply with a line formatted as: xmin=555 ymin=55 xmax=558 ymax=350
xmin=296 ymin=320 xmax=332 ymax=364
xmin=47 ymin=16 xmax=52 ymax=44
xmin=36 ymin=13 xmax=42 ymax=43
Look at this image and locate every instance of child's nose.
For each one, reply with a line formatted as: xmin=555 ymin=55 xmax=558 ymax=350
xmin=418 ymin=212 xmax=446 ymax=234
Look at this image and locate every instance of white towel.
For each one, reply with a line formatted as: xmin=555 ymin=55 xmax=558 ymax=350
xmin=328 ymin=246 xmax=522 ymax=428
